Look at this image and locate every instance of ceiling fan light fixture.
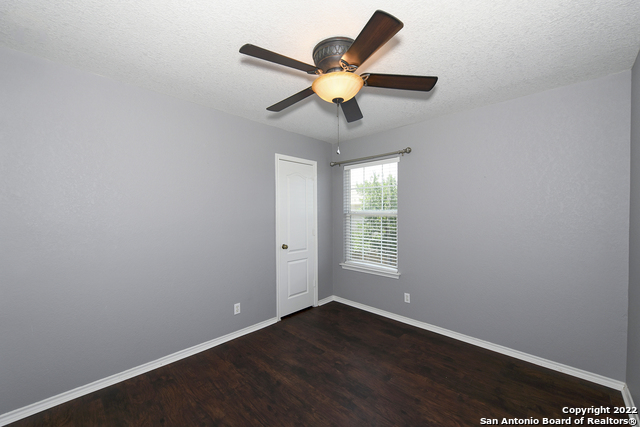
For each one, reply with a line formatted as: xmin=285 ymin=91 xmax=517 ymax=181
xmin=312 ymin=72 xmax=364 ymax=103
xmin=240 ymin=11 xmax=436 ymax=120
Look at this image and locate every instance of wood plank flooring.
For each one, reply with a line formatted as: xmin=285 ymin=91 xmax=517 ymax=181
xmin=9 ymin=302 xmax=627 ymax=426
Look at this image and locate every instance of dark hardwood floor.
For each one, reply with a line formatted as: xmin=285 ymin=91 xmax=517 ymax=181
xmin=9 ymin=302 xmax=627 ymax=426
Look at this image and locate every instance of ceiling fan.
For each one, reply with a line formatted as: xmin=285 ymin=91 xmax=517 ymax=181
xmin=239 ymin=10 xmax=438 ymax=123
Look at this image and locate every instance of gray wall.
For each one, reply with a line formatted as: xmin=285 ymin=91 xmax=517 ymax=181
xmin=332 ymin=71 xmax=631 ymax=381
xmin=0 ymin=46 xmax=332 ymax=415
xmin=628 ymin=51 xmax=640 ymax=404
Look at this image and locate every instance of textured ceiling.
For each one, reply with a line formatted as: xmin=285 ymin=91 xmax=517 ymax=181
xmin=1 ymin=0 xmax=639 ymax=143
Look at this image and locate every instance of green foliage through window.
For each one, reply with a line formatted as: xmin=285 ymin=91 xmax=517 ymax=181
xmin=345 ymin=161 xmax=398 ymax=269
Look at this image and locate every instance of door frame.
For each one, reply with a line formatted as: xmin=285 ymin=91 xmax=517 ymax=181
xmin=275 ymin=153 xmax=318 ymax=320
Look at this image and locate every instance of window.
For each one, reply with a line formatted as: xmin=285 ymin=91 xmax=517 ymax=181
xmin=341 ymin=157 xmax=399 ymax=278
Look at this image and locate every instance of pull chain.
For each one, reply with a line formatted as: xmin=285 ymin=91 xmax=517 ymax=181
xmin=336 ymin=103 xmax=341 ymax=155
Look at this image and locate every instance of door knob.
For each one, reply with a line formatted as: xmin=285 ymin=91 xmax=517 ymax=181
xmin=282 ymin=244 xmax=288 ymax=249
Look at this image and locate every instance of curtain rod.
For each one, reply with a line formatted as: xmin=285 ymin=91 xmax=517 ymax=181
xmin=330 ymin=147 xmax=412 ymax=167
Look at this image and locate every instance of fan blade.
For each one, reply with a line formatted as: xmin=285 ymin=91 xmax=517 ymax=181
xmin=363 ymin=73 xmax=438 ymax=91
xmin=240 ymin=44 xmax=320 ymax=74
xmin=267 ymin=87 xmax=315 ymax=112
xmin=341 ymin=10 xmax=403 ymax=68
xmin=340 ymin=98 xmax=363 ymax=123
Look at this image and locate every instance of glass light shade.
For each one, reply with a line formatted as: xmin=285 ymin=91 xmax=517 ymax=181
xmin=312 ymin=72 xmax=364 ymax=103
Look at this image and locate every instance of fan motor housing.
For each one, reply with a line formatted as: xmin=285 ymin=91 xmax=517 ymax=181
xmin=312 ymin=37 xmax=354 ymax=73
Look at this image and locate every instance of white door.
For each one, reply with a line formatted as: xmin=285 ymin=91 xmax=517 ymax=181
xmin=276 ymin=155 xmax=317 ymax=318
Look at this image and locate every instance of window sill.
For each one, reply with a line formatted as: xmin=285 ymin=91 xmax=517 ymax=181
xmin=340 ymin=262 xmax=400 ymax=279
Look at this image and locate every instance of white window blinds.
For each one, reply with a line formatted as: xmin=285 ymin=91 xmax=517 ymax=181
xmin=343 ymin=157 xmax=399 ymax=277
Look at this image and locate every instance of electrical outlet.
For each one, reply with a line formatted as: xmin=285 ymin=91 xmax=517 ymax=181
xmin=234 ymin=303 xmax=241 ymax=315
xmin=404 ymin=293 xmax=410 ymax=303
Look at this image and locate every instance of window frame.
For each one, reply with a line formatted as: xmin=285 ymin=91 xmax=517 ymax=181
xmin=340 ymin=157 xmax=400 ymax=279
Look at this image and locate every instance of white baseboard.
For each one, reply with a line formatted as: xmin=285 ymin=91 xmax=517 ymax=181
xmin=331 ymin=296 xmax=627 ymax=391
xmin=622 ymin=384 xmax=640 ymax=424
xmin=0 ymin=317 xmax=278 ymax=427
xmin=317 ymin=295 xmax=336 ymax=306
